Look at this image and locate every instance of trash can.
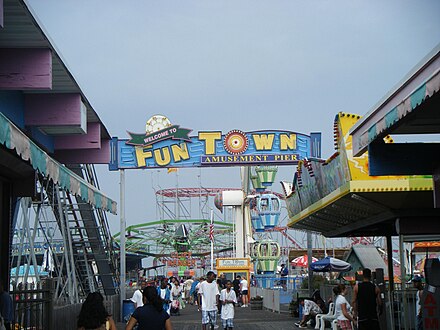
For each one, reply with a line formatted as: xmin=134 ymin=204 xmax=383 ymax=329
xmin=123 ymin=299 xmax=135 ymax=322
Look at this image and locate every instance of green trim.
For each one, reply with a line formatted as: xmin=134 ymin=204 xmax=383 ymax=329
xmin=30 ymin=143 xmax=46 ymax=174
xmin=368 ymin=124 xmax=377 ymax=142
xmin=410 ymin=84 xmax=426 ymax=109
xmin=0 ymin=114 xmax=11 ymax=148
xmin=385 ymin=107 xmax=398 ymax=128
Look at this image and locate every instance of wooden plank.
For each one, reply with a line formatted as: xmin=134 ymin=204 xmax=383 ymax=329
xmin=53 ymin=140 xmax=110 ymax=164
xmin=0 ymin=48 xmax=52 ymax=89
xmin=24 ymin=93 xmax=85 ymax=128
xmin=54 ymin=122 xmax=101 ymax=150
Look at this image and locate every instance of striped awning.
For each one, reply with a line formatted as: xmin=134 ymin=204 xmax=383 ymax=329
xmin=356 ymin=69 xmax=440 ymax=154
xmin=0 ymin=112 xmax=117 ymax=214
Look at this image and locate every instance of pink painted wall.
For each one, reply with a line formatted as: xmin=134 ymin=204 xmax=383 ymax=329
xmin=0 ymin=48 xmax=52 ymax=89
xmin=24 ymin=93 xmax=82 ymax=126
xmin=54 ymin=122 xmax=101 ymax=149
xmin=53 ymin=140 xmax=111 ymax=164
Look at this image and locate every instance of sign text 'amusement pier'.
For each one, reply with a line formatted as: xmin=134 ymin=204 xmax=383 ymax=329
xmin=109 ymin=117 xmax=321 ymax=170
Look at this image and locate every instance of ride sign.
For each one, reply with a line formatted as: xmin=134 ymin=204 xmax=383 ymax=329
xmin=109 ymin=115 xmax=321 ymax=170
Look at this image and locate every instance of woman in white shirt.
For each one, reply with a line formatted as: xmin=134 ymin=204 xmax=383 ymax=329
xmin=333 ymin=284 xmax=355 ymax=330
xmin=239 ymin=276 xmax=249 ymax=307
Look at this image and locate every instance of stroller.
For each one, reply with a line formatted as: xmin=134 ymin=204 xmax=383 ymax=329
xmin=170 ymin=299 xmax=180 ymax=316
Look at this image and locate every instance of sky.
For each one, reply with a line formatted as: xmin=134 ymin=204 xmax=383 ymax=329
xmin=26 ymin=0 xmax=440 ymax=243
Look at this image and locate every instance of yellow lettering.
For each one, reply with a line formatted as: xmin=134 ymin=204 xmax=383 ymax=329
xmin=280 ymin=134 xmax=297 ymax=150
xmin=199 ymin=132 xmax=222 ymax=155
xmin=212 ymin=156 xmax=219 ymax=162
xmin=171 ymin=143 xmax=190 ymax=162
xmin=135 ymin=146 xmax=153 ymax=167
xmin=252 ymin=134 xmax=275 ymax=150
xmin=154 ymin=147 xmax=171 ymax=166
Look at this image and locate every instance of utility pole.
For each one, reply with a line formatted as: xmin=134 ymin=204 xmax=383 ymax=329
xmin=307 ymin=231 xmax=313 ymax=297
xmin=120 ymin=169 xmax=126 ymax=320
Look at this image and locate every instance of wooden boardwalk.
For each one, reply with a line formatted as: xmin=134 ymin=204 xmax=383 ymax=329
xmin=117 ymin=303 xmax=302 ymax=330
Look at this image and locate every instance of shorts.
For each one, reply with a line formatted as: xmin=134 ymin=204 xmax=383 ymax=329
xmin=201 ymin=310 xmax=217 ymax=325
xmin=241 ymin=290 xmax=248 ymax=295
xmin=221 ymin=318 xmax=234 ymax=328
xmin=338 ymin=319 xmax=353 ymax=330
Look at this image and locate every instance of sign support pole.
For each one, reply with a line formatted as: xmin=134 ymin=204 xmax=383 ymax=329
xmin=120 ymin=169 xmax=126 ymax=320
xmin=210 ymin=209 xmax=214 ymax=271
xmin=307 ymin=231 xmax=313 ymax=297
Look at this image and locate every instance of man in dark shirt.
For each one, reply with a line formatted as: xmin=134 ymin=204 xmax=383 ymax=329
xmin=232 ymin=275 xmax=241 ymax=305
xmin=352 ymin=268 xmax=382 ymax=330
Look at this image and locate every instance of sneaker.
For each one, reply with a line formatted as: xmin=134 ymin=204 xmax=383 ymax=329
xmin=213 ymin=325 xmax=219 ymax=329
xmin=298 ymin=325 xmax=307 ymax=329
xmin=241 ymin=304 xmax=246 ymax=307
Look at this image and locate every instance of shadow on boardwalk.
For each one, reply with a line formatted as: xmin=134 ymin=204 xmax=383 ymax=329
xmin=118 ymin=303 xmax=299 ymax=330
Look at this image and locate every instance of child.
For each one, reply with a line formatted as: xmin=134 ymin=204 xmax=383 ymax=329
xmin=220 ymin=280 xmax=237 ymax=330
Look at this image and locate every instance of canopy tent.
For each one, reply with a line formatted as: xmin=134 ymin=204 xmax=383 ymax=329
xmin=291 ymin=255 xmax=318 ymax=267
xmin=310 ymin=256 xmax=352 ymax=272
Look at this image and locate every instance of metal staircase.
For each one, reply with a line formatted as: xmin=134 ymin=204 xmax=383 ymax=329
xmin=66 ymin=164 xmax=118 ymax=296
xmin=37 ymin=164 xmax=118 ymax=301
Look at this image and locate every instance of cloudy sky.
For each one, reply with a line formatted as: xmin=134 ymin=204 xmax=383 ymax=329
xmin=26 ymin=0 xmax=440 ymax=240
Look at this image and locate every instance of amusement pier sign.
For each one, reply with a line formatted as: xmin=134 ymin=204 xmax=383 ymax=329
xmin=109 ymin=115 xmax=321 ymax=170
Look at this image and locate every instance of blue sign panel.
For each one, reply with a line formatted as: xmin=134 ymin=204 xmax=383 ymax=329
xmin=109 ymin=130 xmax=321 ymax=170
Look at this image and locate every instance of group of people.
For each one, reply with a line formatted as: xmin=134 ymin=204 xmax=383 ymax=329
xmin=130 ymin=277 xmax=184 ymax=317
xmin=296 ymin=268 xmax=383 ymax=330
xmin=125 ymin=271 xmax=243 ymax=330
xmin=80 ymin=271 xmax=246 ymax=330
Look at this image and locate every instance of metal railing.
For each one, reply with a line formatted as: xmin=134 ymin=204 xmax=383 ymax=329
xmin=10 ymin=280 xmax=53 ymax=330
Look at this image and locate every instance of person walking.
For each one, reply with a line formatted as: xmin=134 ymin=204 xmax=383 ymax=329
xmin=220 ymin=280 xmax=237 ymax=330
xmin=126 ymin=286 xmax=173 ymax=330
xmin=333 ymin=284 xmax=355 ymax=330
xmin=77 ymin=292 xmax=117 ymax=330
xmin=189 ymin=277 xmax=199 ymax=306
xmin=157 ymin=278 xmax=172 ymax=315
xmin=412 ymin=275 xmax=423 ymax=330
xmin=170 ymin=277 xmax=182 ymax=316
xmin=130 ymin=280 xmax=147 ymax=308
xmin=198 ymin=271 xmax=220 ymax=330
xmin=183 ymin=277 xmax=194 ymax=303
xmin=352 ymin=268 xmax=382 ymax=330
xmin=239 ymin=276 xmax=248 ymax=307
xmin=0 ymin=280 xmax=13 ymax=330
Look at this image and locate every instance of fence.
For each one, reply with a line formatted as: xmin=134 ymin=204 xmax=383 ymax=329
xmin=10 ymin=280 xmax=53 ymax=330
xmin=251 ymin=275 xmax=306 ymax=314
xmin=254 ymin=274 xmax=304 ymax=291
xmin=51 ymin=292 xmax=121 ymax=329
xmin=10 ymin=279 xmax=122 ymax=330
